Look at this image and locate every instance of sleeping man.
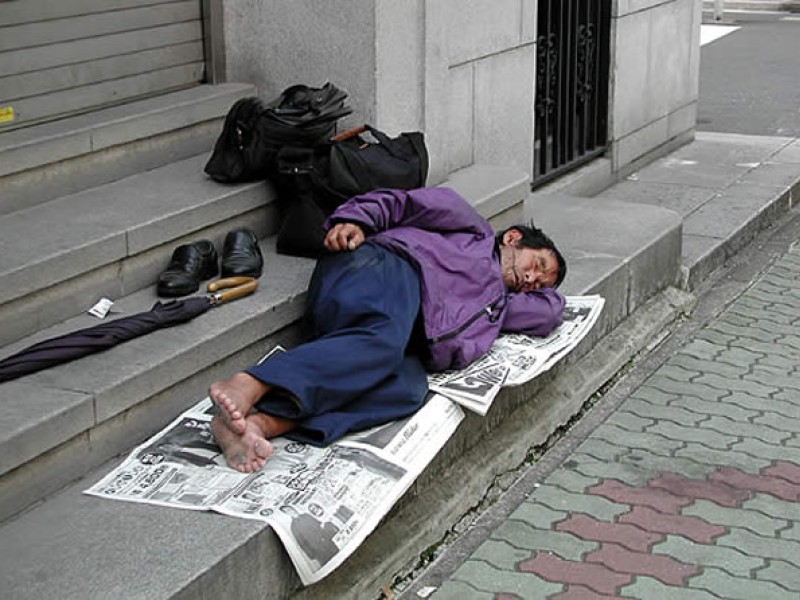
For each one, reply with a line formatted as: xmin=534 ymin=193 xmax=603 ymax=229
xmin=209 ymin=187 xmax=567 ymax=472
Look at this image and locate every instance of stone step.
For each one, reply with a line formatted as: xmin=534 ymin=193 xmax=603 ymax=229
xmin=0 ymin=237 xmax=316 ymax=523
xmin=0 ymin=83 xmax=254 ymax=215
xmin=0 ymin=191 xmax=685 ymax=599
xmin=0 ymin=153 xmax=277 ymax=348
xmin=0 ymin=164 xmax=532 ymax=524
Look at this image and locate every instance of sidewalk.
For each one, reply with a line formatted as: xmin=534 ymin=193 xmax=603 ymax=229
xmin=399 ymin=132 xmax=800 ymax=599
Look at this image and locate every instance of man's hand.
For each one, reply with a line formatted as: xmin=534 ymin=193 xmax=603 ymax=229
xmin=324 ymin=222 xmax=366 ymax=252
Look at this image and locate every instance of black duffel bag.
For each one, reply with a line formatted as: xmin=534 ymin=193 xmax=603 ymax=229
xmin=204 ymin=83 xmax=352 ymax=183
xmin=274 ymin=125 xmax=429 ymax=258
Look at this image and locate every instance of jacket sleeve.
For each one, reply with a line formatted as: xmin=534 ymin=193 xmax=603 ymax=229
xmin=502 ymin=288 xmax=565 ymax=337
xmin=324 ymin=187 xmax=491 ymax=237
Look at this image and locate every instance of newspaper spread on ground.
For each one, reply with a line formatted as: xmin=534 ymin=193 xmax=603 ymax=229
xmin=85 ymin=294 xmax=602 ymax=584
xmin=428 ymin=295 xmax=604 ymax=415
xmin=85 ymin=388 xmax=464 ymax=585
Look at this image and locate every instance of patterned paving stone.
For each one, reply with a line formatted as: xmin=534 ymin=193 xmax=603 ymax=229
xmin=430 ymin=579 xmax=496 ymax=599
xmin=572 ymin=438 xmax=624 ymax=462
xmin=530 ymin=484 xmax=630 ymax=521
xmin=544 ymin=470 xmax=598 ymax=494
xmin=508 ymin=503 xmax=567 ymax=530
xmin=779 ymin=523 xmax=800 ymax=542
xmin=602 ymin=410 xmax=654 ymax=431
xmin=584 ymin=542 xmax=700 ymax=585
xmin=446 ymin=560 xmax=564 ymax=599
xmin=669 ymin=395 xmax=759 ymax=422
xmin=763 ymin=461 xmax=800 ymax=485
xmin=702 ymin=415 xmax=791 ymax=444
xmin=681 ymin=499 xmax=787 ymax=536
xmin=618 ymin=505 xmax=726 ymax=543
xmin=491 ymin=521 xmax=597 ymax=561
xmin=730 ymin=336 xmax=799 ymax=358
xmin=728 ymin=392 xmax=800 ymax=419
xmin=694 ymin=373 xmax=780 ymax=398
xmin=548 ymin=584 xmax=635 ymax=599
xmin=616 ymin=451 xmax=717 ymax=482
xmin=687 ymin=566 xmax=798 ymax=599
xmin=647 ymin=375 xmax=728 ymax=401
xmin=656 ymin=363 xmax=702 ymax=382
xmin=715 ymin=528 xmax=800 ymax=567
xmin=757 ymin=559 xmax=800 ymax=591
xmin=586 ymin=479 xmax=691 ymax=514
xmin=651 ymin=534 xmax=765 ymax=577
xmin=695 ymin=328 xmax=737 ymax=347
xmin=617 ymin=397 xmax=706 ymax=426
xmin=669 ymin=353 xmax=750 ymax=378
xmin=471 ymin=539 xmax=538 ymax=570
xmin=570 ymin=457 xmax=653 ymax=487
xmin=741 ymin=493 xmax=800 ymax=521
xmin=716 ymin=346 xmax=766 ymax=367
xmin=709 ymin=320 xmax=781 ymax=343
xmin=709 ymin=466 xmax=800 ymax=501
xmin=589 ymin=423 xmax=683 ymax=456
xmin=774 ymin=390 xmax=800 ymax=409
xmin=758 ymin=353 xmax=799 ymax=370
xmin=649 ymin=472 xmax=750 ymax=507
xmin=674 ymin=443 xmax=772 ymax=473
xmin=754 ymin=411 xmax=800 ymax=433
xmin=646 ymin=421 xmax=736 ymax=449
xmin=747 ymin=375 xmax=800 ymax=397
xmin=630 ymin=385 xmax=681 ymax=405
xmin=733 ymin=438 xmax=800 ymax=464
xmin=516 ymin=553 xmax=632 ymax=595
xmin=620 ymin=575 xmax=719 ymax=599
xmin=555 ymin=513 xmax=663 ymax=552
xmin=677 ymin=339 xmax=724 ymax=361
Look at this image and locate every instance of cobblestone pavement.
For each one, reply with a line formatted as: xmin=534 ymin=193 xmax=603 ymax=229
xmin=428 ymin=240 xmax=800 ymax=599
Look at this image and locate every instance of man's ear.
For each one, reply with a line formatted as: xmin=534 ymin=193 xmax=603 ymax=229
xmin=502 ymin=228 xmax=521 ymax=246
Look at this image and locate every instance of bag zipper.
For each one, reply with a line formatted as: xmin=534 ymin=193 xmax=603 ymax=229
xmin=429 ymin=294 xmax=505 ymax=344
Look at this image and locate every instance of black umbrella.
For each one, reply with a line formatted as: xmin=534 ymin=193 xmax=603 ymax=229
xmin=0 ymin=277 xmax=257 ymax=383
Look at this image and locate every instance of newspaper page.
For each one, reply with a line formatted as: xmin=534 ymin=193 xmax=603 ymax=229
xmin=429 ymin=295 xmax=604 ymax=415
xmin=85 ymin=389 xmax=463 ymax=585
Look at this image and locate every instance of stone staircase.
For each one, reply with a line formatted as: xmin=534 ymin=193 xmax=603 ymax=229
xmin=0 ymin=83 xmax=690 ymax=599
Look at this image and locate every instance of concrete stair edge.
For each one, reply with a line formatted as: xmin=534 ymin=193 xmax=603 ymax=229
xmin=0 ymin=154 xmax=278 ymax=347
xmin=0 ymin=189 xmax=684 ymax=599
xmin=0 ymin=83 xmax=255 ymax=214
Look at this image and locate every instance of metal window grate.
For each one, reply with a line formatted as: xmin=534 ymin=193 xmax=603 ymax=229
xmin=533 ymin=0 xmax=611 ymax=189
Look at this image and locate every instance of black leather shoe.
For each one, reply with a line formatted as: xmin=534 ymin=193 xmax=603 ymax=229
xmin=221 ymin=228 xmax=263 ymax=278
xmin=157 ymin=240 xmax=219 ymax=297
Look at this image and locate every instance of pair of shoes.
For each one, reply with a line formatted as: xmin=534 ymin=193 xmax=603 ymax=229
xmin=157 ymin=228 xmax=263 ymax=297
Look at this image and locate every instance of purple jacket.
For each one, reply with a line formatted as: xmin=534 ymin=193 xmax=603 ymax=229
xmin=326 ymin=187 xmax=565 ymax=371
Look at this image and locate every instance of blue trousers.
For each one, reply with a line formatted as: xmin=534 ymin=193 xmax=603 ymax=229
xmin=245 ymin=243 xmax=428 ymax=445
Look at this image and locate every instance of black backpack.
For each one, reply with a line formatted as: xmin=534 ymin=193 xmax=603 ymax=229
xmin=204 ymin=83 xmax=352 ymax=183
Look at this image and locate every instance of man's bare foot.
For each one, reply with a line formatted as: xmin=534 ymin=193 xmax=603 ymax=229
xmin=209 ymin=372 xmax=270 ymax=435
xmin=211 ymin=416 xmax=273 ymax=473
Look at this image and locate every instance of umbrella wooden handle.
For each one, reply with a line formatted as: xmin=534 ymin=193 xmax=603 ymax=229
xmin=207 ymin=277 xmax=255 ymax=292
xmin=207 ymin=278 xmax=258 ymax=304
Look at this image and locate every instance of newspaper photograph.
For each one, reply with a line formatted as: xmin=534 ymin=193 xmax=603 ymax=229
xmin=429 ymin=295 xmax=604 ymax=414
xmin=85 ymin=389 xmax=463 ymax=585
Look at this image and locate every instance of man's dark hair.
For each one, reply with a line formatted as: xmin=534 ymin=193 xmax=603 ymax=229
xmin=496 ymin=222 xmax=567 ymax=289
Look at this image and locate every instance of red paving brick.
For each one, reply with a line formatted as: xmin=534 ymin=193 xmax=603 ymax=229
xmin=648 ymin=472 xmax=750 ymax=507
xmin=548 ymin=584 xmax=636 ymax=599
xmin=710 ymin=466 xmax=800 ymax=501
xmin=587 ymin=479 xmax=691 ymax=513
xmin=618 ymin=505 xmax=727 ymax=543
xmin=763 ymin=461 xmax=800 ymax=485
xmin=517 ymin=552 xmax=632 ymax=595
xmin=556 ymin=513 xmax=663 ymax=551
xmin=585 ymin=542 xmax=700 ymax=586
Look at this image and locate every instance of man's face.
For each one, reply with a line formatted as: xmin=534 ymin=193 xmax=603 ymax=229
xmin=500 ymin=230 xmax=559 ymax=292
